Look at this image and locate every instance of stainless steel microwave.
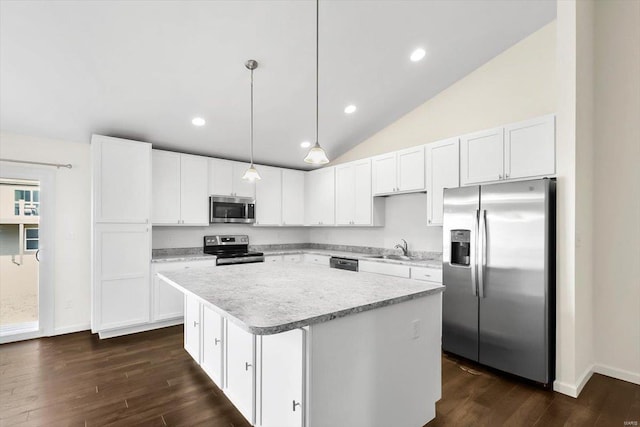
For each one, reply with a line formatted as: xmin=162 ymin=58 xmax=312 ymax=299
xmin=209 ymin=196 xmax=256 ymax=224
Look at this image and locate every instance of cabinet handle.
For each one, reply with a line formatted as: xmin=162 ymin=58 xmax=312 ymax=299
xmin=193 ymin=321 xmax=199 ymax=327
xmin=245 ymin=362 xmax=252 ymax=371
xmin=292 ymin=400 xmax=301 ymax=412
xmin=428 ymin=219 xmax=431 ymax=224
xmin=498 ymin=174 xmax=503 ymax=180
xmin=214 ymin=338 xmax=221 ymax=346
xmin=145 ymin=218 xmax=149 ymax=224
xmin=505 ymin=173 xmax=510 ymax=178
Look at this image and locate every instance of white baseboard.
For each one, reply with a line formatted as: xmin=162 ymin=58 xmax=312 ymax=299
xmin=98 ymin=318 xmax=183 ymax=339
xmin=53 ymin=323 xmax=91 ymax=336
xmin=594 ymin=363 xmax=640 ymax=386
xmin=553 ymin=364 xmax=594 ymax=398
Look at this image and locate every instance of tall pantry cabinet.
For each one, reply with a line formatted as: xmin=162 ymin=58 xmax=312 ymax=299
xmin=91 ymin=135 xmax=152 ymax=335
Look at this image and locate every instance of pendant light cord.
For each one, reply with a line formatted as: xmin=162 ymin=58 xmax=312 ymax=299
xmin=315 ymin=0 xmax=319 ymax=145
xmin=250 ymin=67 xmax=254 ymax=166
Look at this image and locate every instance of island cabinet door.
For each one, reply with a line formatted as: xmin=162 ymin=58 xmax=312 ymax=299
xmin=201 ymin=305 xmax=224 ymax=387
xmin=258 ymin=329 xmax=305 ymax=427
xmin=184 ymin=294 xmax=201 ymax=363
xmin=226 ymin=321 xmax=256 ymax=424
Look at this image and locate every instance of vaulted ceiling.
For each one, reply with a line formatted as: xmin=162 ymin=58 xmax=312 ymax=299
xmin=0 ymin=0 xmax=555 ymax=169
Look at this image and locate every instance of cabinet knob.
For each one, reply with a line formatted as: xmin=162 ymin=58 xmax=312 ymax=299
xmin=428 ymin=219 xmax=431 ymax=224
xmin=193 ymin=321 xmax=199 ymax=327
xmin=214 ymin=338 xmax=221 ymax=346
xmin=245 ymin=362 xmax=252 ymax=371
xmin=505 ymin=173 xmax=510 ymax=178
xmin=292 ymin=400 xmax=301 ymax=412
xmin=498 ymin=174 xmax=503 ymax=180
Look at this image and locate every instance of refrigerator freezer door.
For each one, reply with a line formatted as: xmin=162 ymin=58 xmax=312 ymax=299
xmin=478 ymin=179 xmax=553 ymax=383
xmin=442 ymin=186 xmax=480 ymax=361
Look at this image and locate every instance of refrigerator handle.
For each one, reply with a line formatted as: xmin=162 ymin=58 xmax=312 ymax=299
xmin=471 ymin=209 xmax=479 ymax=296
xmin=478 ymin=209 xmax=487 ymax=298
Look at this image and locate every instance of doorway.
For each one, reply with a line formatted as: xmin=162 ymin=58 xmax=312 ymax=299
xmin=0 ymin=165 xmax=54 ymax=343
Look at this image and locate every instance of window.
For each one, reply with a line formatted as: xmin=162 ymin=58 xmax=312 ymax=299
xmin=25 ymin=228 xmax=39 ymax=251
xmin=14 ymin=189 xmax=39 ymax=216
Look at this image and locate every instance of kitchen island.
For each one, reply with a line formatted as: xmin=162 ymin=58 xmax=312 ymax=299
xmin=159 ymin=261 xmax=444 ymax=427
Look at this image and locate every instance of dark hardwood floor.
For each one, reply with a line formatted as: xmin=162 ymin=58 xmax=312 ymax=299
xmin=1 ymin=325 xmax=638 ymax=426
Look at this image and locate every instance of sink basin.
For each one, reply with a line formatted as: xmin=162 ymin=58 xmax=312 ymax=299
xmin=364 ymin=254 xmax=416 ymax=261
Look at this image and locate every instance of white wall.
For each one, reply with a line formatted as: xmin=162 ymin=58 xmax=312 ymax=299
xmin=308 ymin=193 xmax=441 ymax=253
xmin=0 ymin=132 xmax=91 ymax=334
xmin=592 ymin=0 xmax=640 ymax=385
xmin=331 ymin=21 xmax=557 ymax=165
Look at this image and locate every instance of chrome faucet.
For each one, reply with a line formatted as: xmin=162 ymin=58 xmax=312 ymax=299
xmin=394 ymin=239 xmax=408 ymax=256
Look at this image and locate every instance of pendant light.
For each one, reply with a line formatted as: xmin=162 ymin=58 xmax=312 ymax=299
xmin=242 ymin=59 xmax=261 ymax=181
xmin=304 ymin=0 xmax=330 ymax=165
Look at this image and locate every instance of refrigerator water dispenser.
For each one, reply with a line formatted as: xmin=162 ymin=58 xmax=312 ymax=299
xmin=450 ymin=230 xmax=470 ymax=266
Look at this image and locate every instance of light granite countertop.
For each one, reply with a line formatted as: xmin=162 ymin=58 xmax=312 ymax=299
xmin=158 ymin=262 xmax=444 ymax=335
xmin=151 ymin=253 xmax=217 ymax=263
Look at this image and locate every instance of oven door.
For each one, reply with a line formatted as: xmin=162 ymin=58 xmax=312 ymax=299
xmin=210 ymin=196 xmax=255 ymax=223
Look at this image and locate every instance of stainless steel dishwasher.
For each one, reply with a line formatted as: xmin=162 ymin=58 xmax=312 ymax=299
xmin=329 ymin=256 xmax=358 ymax=272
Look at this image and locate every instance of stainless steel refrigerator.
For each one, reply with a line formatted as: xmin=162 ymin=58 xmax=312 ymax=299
xmin=442 ymin=178 xmax=555 ymax=386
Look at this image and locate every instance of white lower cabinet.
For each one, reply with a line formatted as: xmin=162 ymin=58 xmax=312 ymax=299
xmin=226 ymin=321 xmax=256 ymax=424
xmin=184 ymin=294 xmax=201 ymax=363
xmin=259 ymin=329 xmax=304 ymax=427
xmin=303 ymin=253 xmax=331 ymax=266
xmin=358 ymin=260 xmax=411 ymax=278
xmin=201 ymin=305 xmax=225 ymax=386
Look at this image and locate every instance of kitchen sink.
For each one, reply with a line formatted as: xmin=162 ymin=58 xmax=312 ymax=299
xmin=364 ymin=254 xmax=417 ymax=261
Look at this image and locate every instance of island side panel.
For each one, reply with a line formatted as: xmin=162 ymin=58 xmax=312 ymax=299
xmin=306 ymin=292 xmax=442 ymax=427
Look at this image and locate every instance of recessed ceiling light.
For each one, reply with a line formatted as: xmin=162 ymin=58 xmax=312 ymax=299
xmin=192 ymin=117 xmax=206 ymax=126
xmin=344 ymin=105 xmax=357 ymax=114
xmin=410 ymin=48 xmax=426 ymax=62
xmin=300 ymin=141 xmax=311 ymax=148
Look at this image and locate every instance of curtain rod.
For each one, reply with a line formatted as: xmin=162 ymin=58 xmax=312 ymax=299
xmin=0 ymin=158 xmax=72 ymax=169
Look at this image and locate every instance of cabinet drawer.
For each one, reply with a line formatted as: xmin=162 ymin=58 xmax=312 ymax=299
xmin=265 ymin=255 xmax=283 ymax=263
xmin=304 ymin=254 xmax=331 ymax=266
xmin=283 ymin=254 xmax=302 ymax=263
xmin=411 ymin=267 xmax=442 ymax=283
xmin=358 ymin=261 xmax=410 ymax=278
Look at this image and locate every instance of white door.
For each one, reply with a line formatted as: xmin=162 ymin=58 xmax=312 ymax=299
xmin=232 ymin=162 xmax=256 ymax=198
xmin=372 ymin=153 xmax=397 ymax=195
xmin=426 ymin=138 xmax=460 ymax=226
xmin=397 ymin=146 xmax=425 ymax=192
xmin=353 ymin=159 xmax=372 ymax=225
xmin=226 ymin=321 xmax=255 ymax=423
xmin=334 ymin=163 xmax=355 ymax=225
xmin=460 ymin=127 xmax=504 ymax=185
xmin=255 ymin=166 xmax=282 ymax=226
xmin=260 ymin=329 xmax=304 ymax=427
xmin=180 ymin=154 xmax=209 ymax=225
xmin=504 ymin=115 xmax=555 ymax=180
xmin=184 ymin=294 xmax=201 ymax=363
xmin=151 ymin=150 xmax=181 ymax=225
xmin=317 ymin=167 xmax=335 ymax=225
xmin=281 ymin=169 xmax=305 ymax=226
xmin=93 ymin=223 xmax=150 ymax=331
xmin=201 ymin=305 xmax=224 ymax=386
xmin=209 ymin=158 xmax=234 ymax=196
xmin=92 ymin=136 xmax=151 ymax=224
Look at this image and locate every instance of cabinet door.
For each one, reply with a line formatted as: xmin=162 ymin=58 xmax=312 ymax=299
xmin=92 ymin=136 xmax=151 ymax=224
xmin=426 ymin=138 xmax=460 ymax=226
xmin=180 ymin=154 xmax=209 ymax=225
xmin=504 ymin=115 xmax=555 ymax=180
xmin=353 ymin=159 xmax=373 ymax=225
xmin=304 ymin=170 xmax=319 ymax=225
xmin=335 ymin=163 xmax=355 ymax=225
xmin=255 ymin=166 xmax=282 ymax=226
xmin=93 ymin=223 xmax=150 ymax=331
xmin=282 ymin=169 xmax=305 ymax=226
xmin=372 ymin=153 xmax=397 ymax=195
xmin=260 ymin=329 xmax=304 ymax=427
xmin=184 ymin=294 xmax=201 ymax=363
xmin=201 ymin=305 xmax=224 ymax=386
xmin=152 ymin=266 xmax=185 ymax=321
xmin=151 ymin=150 xmax=181 ymax=225
xmin=226 ymin=321 xmax=255 ymax=424
xmin=460 ymin=127 xmax=504 ymax=185
xmin=209 ymin=158 xmax=234 ymax=196
xmin=397 ymin=146 xmax=425 ymax=192
xmin=317 ymin=167 xmax=335 ymax=225
xmin=232 ymin=162 xmax=256 ymax=198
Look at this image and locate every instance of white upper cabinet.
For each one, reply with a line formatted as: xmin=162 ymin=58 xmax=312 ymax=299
xmin=426 ymin=138 xmax=460 ymax=226
xmin=335 ymin=159 xmax=383 ymax=226
xmin=505 ymin=115 xmax=555 ymax=179
xmin=282 ymin=169 xmax=305 ymax=226
xmin=460 ymin=114 xmax=556 ymax=186
xmin=255 ymin=166 xmax=282 ymax=226
xmin=305 ymin=167 xmax=335 ymax=226
xmin=460 ymin=127 xmax=505 ymax=185
xmin=208 ymin=159 xmax=255 ymax=198
xmin=372 ymin=146 xmax=425 ymax=195
xmin=152 ymin=150 xmax=208 ymax=226
xmin=92 ymin=135 xmax=151 ymax=224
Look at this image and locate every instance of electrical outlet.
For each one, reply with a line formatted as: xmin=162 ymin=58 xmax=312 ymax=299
xmin=411 ymin=319 xmax=420 ymax=340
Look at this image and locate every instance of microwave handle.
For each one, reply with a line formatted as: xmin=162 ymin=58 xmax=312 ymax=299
xmin=244 ymin=203 xmax=248 ymax=219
